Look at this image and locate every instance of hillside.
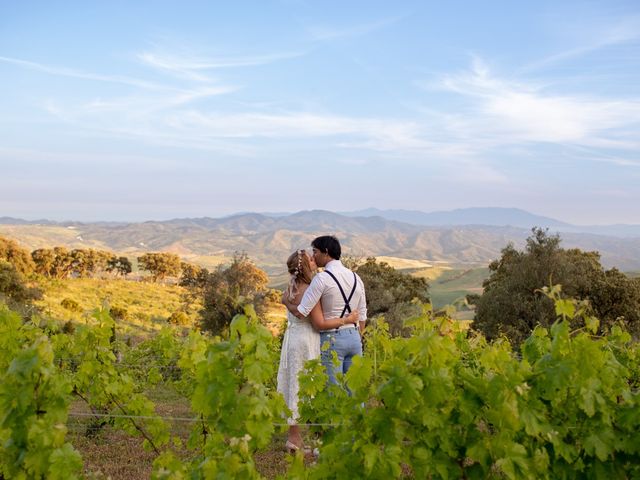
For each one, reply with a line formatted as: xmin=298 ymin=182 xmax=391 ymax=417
xmin=3 ymin=211 xmax=640 ymax=273
xmin=30 ymin=277 xmax=288 ymax=338
xmin=34 ymin=278 xmax=201 ymax=337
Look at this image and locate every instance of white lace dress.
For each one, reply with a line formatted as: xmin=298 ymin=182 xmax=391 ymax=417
xmin=277 ymin=312 xmax=321 ymax=424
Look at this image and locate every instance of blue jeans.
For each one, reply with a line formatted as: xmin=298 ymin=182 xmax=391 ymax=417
xmin=320 ymin=328 xmax=362 ymax=386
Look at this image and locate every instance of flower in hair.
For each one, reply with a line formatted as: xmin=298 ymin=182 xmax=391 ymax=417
xmin=293 ymin=249 xmax=303 ymax=276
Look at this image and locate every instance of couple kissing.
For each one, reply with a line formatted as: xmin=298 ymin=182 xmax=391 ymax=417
xmin=276 ymin=235 xmax=367 ymax=453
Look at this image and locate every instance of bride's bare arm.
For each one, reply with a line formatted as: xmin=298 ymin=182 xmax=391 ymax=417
xmin=309 ymin=303 xmax=359 ymax=330
xmin=282 ymin=291 xmax=299 ymax=316
xmin=282 ymin=283 xmax=309 ymax=316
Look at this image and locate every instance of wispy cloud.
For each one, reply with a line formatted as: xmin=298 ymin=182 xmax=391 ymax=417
xmin=0 ymin=55 xmax=166 ymax=90
xmin=127 ymin=110 xmax=428 ymax=152
xmin=30 ymin=92 xmax=438 ymax=157
xmin=1 ymin=54 xmax=238 ymax=119
xmin=563 ymin=146 xmax=640 ymax=168
xmin=426 ymin=56 xmax=640 ymax=163
xmin=137 ymin=51 xmax=305 ymax=81
xmin=521 ymin=15 xmax=640 ymax=72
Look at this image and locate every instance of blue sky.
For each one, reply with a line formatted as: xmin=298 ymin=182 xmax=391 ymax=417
xmin=1 ymin=0 xmax=639 ymax=224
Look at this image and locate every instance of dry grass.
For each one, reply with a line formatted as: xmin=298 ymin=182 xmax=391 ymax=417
xmin=72 ymin=429 xmax=156 ymax=479
xmin=184 ymin=254 xmax=231 ymax=270
xmin=264 ymin=303 xmax=288 ymax=336
xmin=410 ymin=265 xmax=451 ymax=280
xmin=35 ymin=278 xmax=201 ymax=338
xmin=71 ymin=430 xmax=312 ymax=479
xmin=374 ymin=256 xmax=435 ymax=270
xmin=0 ymin=225 xmax=107 ymax=250
xmin=67 ymin=385 xmax=308 ymax=479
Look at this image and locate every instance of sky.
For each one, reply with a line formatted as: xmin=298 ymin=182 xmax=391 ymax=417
xmin=1 ymin=0 xmax=639 ymax=224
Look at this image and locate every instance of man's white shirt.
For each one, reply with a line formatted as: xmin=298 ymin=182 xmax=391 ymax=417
xmin=297 ymin=259 xmax=367 ymax=330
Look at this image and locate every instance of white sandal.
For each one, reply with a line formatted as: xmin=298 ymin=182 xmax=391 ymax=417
xmin=285 ymin=440 xmax=301 ymax=453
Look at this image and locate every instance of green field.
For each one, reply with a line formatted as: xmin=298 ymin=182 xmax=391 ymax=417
xmin=427 ymin=267 xmax=489 ymax=309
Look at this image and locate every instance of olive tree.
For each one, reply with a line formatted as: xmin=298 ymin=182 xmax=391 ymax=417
xmin=472 ymin=228 xmax=640 ymax=346
xmin=200 ymin=253 xmax=269 ymax=335
xmin=137 ymin=252 xmax=182 ymax=282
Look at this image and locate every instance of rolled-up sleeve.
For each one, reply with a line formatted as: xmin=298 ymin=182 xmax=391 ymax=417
xmin=356 ymin=274 xmax=367 ymax=321
xmin=297 ymin=274 xmax=325 ymax=317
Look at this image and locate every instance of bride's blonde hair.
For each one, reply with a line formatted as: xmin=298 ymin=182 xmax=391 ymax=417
xmin=285 ymin=249 xmax=313 ymax=300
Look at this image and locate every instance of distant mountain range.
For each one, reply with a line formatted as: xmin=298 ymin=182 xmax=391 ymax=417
xmin=1 ymin=208 xmax=640 ymax=272
xmin=341 ymin=207 xmax=571 ymax=228
xmin=228 ymin=207 xmax=640 ymax=237
xmin=339 ymin=207 xmax=640 ymax=238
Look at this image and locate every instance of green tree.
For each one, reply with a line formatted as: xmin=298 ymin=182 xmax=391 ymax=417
xmin=200 ymin=253 xmax=269 ymax=335
xmin=353 ymin=257 xmax=430 ymax=336
xmin=472 ymin=228 xmax=640 ymax=345
xmin=138 ymin=252 xmax=182 ymax=282
xmin=179 ymin=261 xmax=208 ymax=290
xmin=588 ymin=267 xmax=640 ymax=334
xmin=31 ymin=247 xmax=74 ymax=278
xmin=0 ymin=236 xmax=35 ymax=275
xmin=31 ymin=248 xmax=56 ymax=277
xmin=0 ymin=260 xmax=41 ymax=311
xmin=69 ymin=249 xmax=92 ymax=277
xmin=51 ymin=247 xmax=74 ymax=278
xmin=178 ymin=261 xmax=208 ymax=314
xmin=70 ymin=248 xmax=113 ymax=277
xmin=107 ymin=256 xmax=132 ymax=277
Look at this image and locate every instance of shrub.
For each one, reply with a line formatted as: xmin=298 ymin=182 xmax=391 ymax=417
xmin=168 ymin=311 xmax=190 ymax=326
xmin=0 ymin=260 xmax=42 ymax=311
xmin=263 ymin=288 xmax=282 ymax=305
xmin=354 ymin=257 xmax=430 ymax=336
xmin=62 ymin=320 xmax=76 ymax=334
xmin=110 ymin=306 xmax=128 ymax=321
xmin=60 ymin=298 xmax=82 ymax=313
xmin=200 ymin=252 xmax=269 ymax=335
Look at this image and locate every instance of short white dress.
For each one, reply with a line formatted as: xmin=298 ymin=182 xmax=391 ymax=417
xmin=276 ymin=311 xmax=321 ymax=424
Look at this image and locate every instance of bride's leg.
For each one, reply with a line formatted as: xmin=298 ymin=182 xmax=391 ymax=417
xmin=287 ymin=424 xmax=303 ymax=450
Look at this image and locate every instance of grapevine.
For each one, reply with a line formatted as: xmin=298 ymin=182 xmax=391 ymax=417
xmin=1 ymin=289 xmax=639 ymax=479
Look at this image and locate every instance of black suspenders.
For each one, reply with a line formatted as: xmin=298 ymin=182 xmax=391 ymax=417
xmin=324 ymin=270 xmax=357 ymax=318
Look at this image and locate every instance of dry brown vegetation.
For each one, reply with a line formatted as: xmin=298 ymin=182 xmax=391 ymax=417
xmin=68 ymin=386 xmax=308 ymax=479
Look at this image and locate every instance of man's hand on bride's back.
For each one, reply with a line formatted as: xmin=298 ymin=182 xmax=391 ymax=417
xmin=345 ymin=311 xmax=359 ymax=324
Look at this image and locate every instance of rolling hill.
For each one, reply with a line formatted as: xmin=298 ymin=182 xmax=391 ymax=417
xmin=2 ymin=210 xmax=640 ymax=275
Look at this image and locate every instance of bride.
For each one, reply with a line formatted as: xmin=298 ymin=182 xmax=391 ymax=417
xmin=277 ymin=249 xmax=358 ymax=452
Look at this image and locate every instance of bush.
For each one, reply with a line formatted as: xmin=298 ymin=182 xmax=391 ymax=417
xmin=62 ymin=320 xmax=76 ymax=334
xmin=200 ymin=253 xmax=269 ymax=335
xmin=354 ymin=257 xmax=430 ymax=336
xmin=110 ymin=306 xmax=128 ymax=321
xmin=0 ymin=236 xmax=35 ymax=275
xmin=168 ymin=311 xmax=190 ymax=326
xmin=0 ymin=260 xmax=42 ymax=311
xmin=60 ymin=298 xmax=82 ymax=313
xmin=263 ymin=288 xmax=282 ymax=305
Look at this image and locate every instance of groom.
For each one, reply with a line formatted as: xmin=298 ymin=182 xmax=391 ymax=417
xmin=296 ymin=235 xmax=367 ymax=385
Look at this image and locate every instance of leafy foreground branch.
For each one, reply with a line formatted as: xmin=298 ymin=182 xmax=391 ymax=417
xmin=296 ymin=295 xmax=640 ymax=479
xmin=1 ymin=292 xmax=640 ymax=479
